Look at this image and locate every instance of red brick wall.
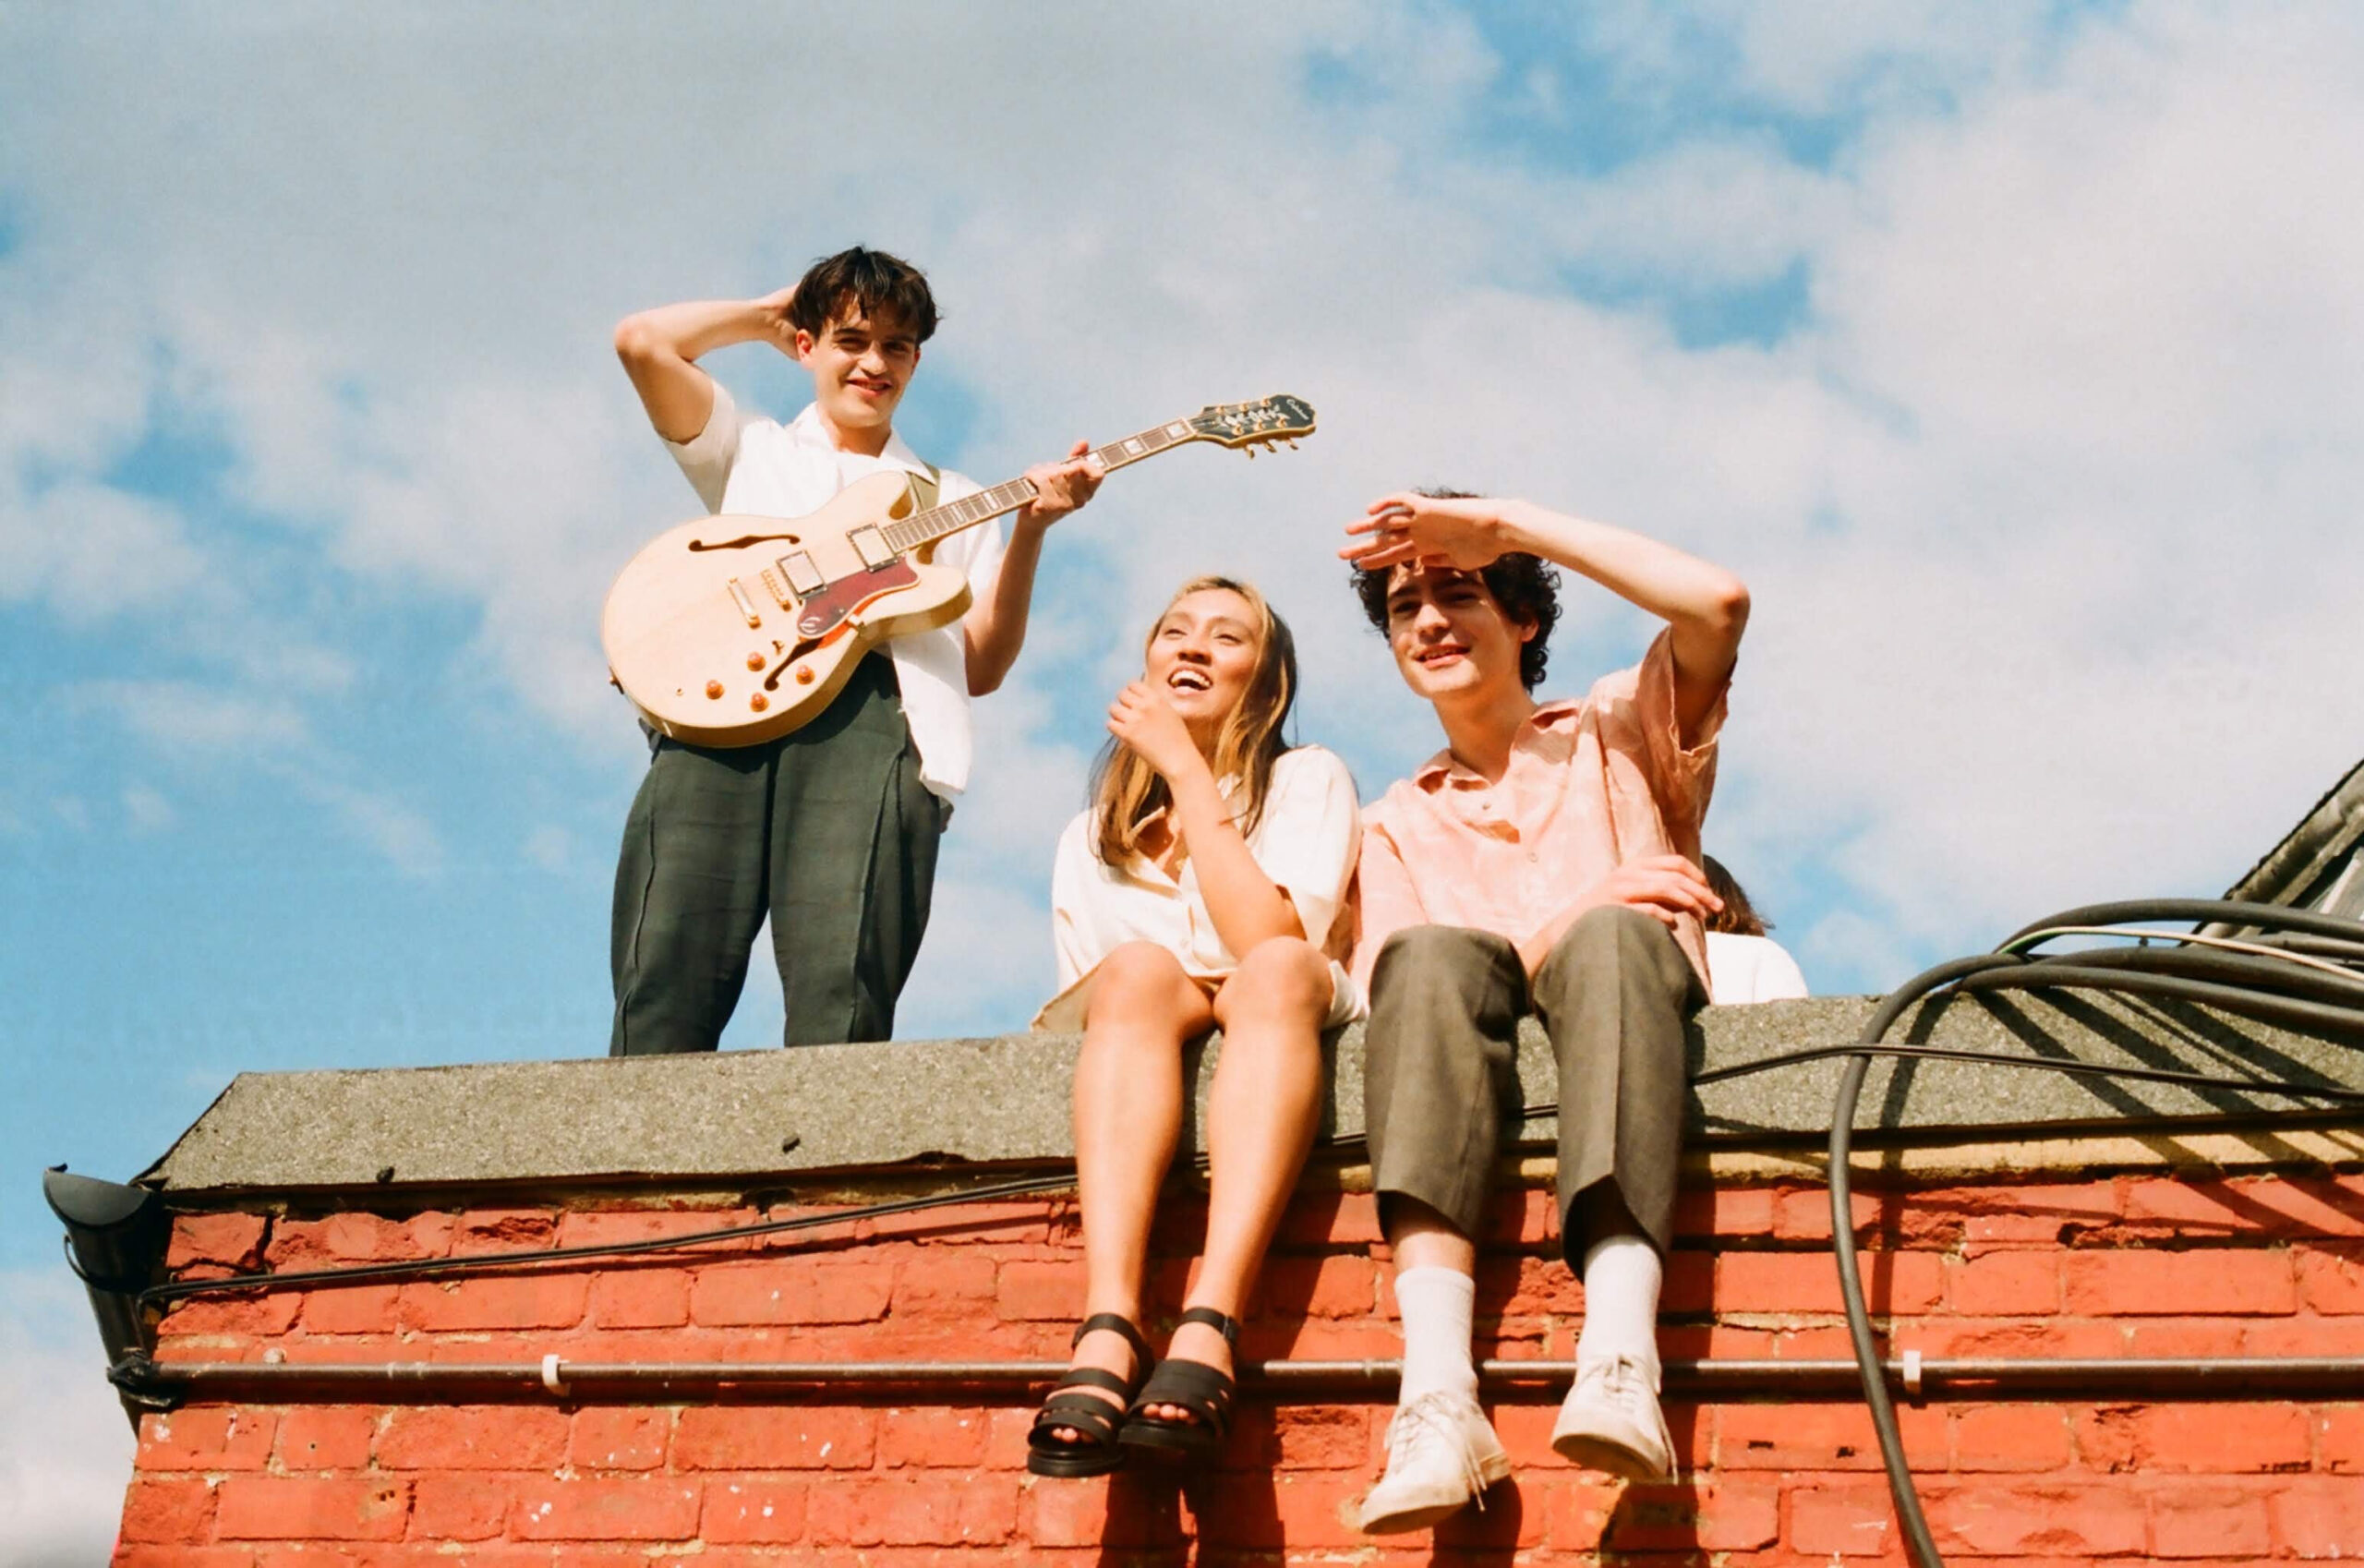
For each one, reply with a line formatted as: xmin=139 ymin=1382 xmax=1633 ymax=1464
xmin=121 ymin=1169 xmax=2364 ymax=1564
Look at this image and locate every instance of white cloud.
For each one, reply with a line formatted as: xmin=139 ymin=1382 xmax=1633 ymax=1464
xmin=0 ymin=1271 xmax=134 ymax=1566
xmin=121 ymin=785 xmax=175 ymax=834
xmin=524 ymin=824 xmax=572 ymax=871
xmin=5 ymin=1 xmax=2362 ymax=1012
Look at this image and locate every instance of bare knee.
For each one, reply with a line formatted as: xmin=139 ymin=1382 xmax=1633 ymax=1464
xmin=1213 ymin=936 xmax=1332 ymax=1029
xmin=1083 ymin=942 xmax=1197 ymax=1035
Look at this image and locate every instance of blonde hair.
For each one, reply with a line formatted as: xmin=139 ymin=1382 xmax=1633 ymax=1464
xmin=1090 ymin=575 xmax=1299 ymax=868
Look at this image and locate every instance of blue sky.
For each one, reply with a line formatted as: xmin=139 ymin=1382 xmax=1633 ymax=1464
xmin=7 ymin=4 xmax=2364 ymax=1549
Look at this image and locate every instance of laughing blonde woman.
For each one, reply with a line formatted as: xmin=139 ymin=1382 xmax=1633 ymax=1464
xmin=1026 ymin=575 xmax=1360 ymax=1476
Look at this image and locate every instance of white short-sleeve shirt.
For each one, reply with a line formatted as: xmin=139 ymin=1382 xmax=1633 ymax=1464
xmin=665 ymin=382 xmax=1000 ymax=799
xmin=1705 ymin=932 xmax=1810 ymax=1005
xmin=1033 ymin=746 xmax=1364 ymax=1031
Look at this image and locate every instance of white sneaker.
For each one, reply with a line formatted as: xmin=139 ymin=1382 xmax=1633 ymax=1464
xmin=1550 ymin=1354 xmax=1674 ymax=1482
xmin=1354 ymin=1390 xmax=1513 ymax=1536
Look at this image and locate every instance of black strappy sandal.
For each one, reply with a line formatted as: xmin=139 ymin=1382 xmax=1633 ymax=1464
xmin=1117 ymin=1306 xmax=1241 ymax=1464
xmin=1026 ymin=1312 xmax=1154 ymax=1478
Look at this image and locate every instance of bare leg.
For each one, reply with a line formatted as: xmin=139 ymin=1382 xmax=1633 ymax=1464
xmin=1046 ymin=942 xmax=1214 ymax=1442
xmin=1147 ymin=936 xmax=1333 ymax=1420
xmin=1388 ymin=1195 xmax=1478 ymax=1275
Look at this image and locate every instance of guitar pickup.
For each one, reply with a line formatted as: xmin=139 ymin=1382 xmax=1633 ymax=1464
xmin=849 ymin=525 xmax=895 ymax=571
xmin=776 ymin=550 xmax=826 ymax=596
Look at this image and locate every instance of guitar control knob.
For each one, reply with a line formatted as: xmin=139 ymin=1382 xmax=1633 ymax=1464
xmin=795 ymin=667 xmax=816 ymax=685
xmin=705 ymin=681 xmax=724 ymax=700
xmin=750 ymin=694 xmax=768 ymax=712
xmin=747 ymin=652 xmax=765 ymax=670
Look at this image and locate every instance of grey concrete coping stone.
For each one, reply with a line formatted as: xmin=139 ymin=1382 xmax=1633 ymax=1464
xmin=144 ymin=993 xmax=2364 ymax=1199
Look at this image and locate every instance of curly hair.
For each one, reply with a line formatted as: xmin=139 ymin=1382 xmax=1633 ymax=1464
xmin=1349 ymin=489 xmax=1561 ymax=691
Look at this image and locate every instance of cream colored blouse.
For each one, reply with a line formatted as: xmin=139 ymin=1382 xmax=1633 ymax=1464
xmin=1033 ymin=746 xmax=1363 ymax=1031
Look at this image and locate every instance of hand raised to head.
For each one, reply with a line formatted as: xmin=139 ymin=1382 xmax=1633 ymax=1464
xmin=756 ymin=284 xmax=802 ymax=359
xmin=1338 ymin=491 xmax=1508 ymax=573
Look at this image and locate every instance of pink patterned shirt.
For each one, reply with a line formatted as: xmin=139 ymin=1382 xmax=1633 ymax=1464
xmin=1351 ymin=630 xmax=1726 ymax=993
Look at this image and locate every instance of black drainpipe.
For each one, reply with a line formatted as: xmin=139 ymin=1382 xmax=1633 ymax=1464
xmin=43 ymin=1167 xmax=170 ymax=1430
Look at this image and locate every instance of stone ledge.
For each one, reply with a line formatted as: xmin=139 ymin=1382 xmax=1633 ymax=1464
xmin=143 ymin=994 xmax=2364 ymax=1199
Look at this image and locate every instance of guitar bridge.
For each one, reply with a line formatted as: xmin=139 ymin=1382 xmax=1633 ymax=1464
xmin=760 ymin=567 xmax=793 ymax=609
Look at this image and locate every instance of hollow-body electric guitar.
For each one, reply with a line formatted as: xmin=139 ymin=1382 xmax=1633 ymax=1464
xmin=602 ymin=395 xmax=1317 ymax=747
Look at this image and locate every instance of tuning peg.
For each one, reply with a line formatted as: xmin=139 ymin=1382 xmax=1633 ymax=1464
xmin=1285 ymin=439 xmax=1299 ymax=451
xmin=1244 ymin=445 xmax=1257 ymax=459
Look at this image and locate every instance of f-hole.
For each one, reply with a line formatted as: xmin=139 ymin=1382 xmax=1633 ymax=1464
xmin=689 ymin=531 xmax=802 ymax=552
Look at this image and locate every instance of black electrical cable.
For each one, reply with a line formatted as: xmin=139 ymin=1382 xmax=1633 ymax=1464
xmin=1827 ymin=899 xmax=2364 ymax=1568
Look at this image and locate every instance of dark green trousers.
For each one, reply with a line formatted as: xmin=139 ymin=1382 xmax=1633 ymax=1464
xmin=1361 ymin=906 xmax=1706 ymax=1264
xmin=609 ymin=656 xmax=947 ymax=1054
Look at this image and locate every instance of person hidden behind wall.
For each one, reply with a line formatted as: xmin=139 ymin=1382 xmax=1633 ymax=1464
xmin=1701 ymin=855 xmax=1809 ymax=1005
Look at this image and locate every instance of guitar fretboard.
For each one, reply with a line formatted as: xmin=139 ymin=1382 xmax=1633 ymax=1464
xmin=879 ymin=417 xmax=1204 ymax=554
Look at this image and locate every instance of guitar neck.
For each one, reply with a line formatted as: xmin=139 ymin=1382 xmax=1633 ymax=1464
xmin=878 ymin=416 xmax=1203 ymax=554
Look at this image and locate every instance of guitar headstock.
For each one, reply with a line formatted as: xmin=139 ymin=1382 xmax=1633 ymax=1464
xmin=1186 ymin=394 xmax=1317 ymax=456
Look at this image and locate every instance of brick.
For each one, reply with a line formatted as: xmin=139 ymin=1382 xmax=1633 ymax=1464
xmin=1604 ymin=1481 xmax=1779 ymax=1551
xmin=215 ymin=1478 xmax=411 ymax=1541
xmin=2274 ymin=1475 xmax=2364 ymax=1557
xmin=1492 ymin=1255 xmax=1584 ymax=1316
xmin=1919 ymin=1316 xmax=2127 ymax=1359
xmin=884 ymin=1249 xmax=999 ymax=1322
xmin=806 ymin=1475 xmax=1019 ymax=1546
xmin=2149 ymin=1482 xmax=2273 ymax=1557
xmin=569 ymin=1407 xmax=670 ymax=1471
xmin=2128 ymin=1317 xmax=2249 ymax=1357
xmin=859 ymin=1196 xmax=1057 ymax=1246
xmin=377 ymin=1407 xmax=568 ymax=1470
xmin=700 ymin=1476 xmax=808 ymax=1543
xmin=691 ymin=1260 xmax=895 ymax=1325
xmin=1260 ymin=1255 xmax=1379 ymax=1318
xmin=398 ymin=1272 xmax=589 ymax=1331
xmin=2061 ymin=1248 xmax=2297 ymax=1315
xmin=2077 ymin=1405 xmax=2142 ymax=1472
xmin=299 ymin=1283 xmax=401 ymax=1333
xmin=1718 ymin=1248 xmax=1943 ymax=1315
xmin=1717 ymin=1403 xmax=1945 ymax=1470
xmin=169 ymin=1213 xmax=270 ymax=1272
xmin=1024 ymin=1473 xmax=1187 ymax=1548
xmin=994 ymin=1260 xmax=1084 ymax=1321
xmin=2125 ymin=1176 xmax=2364 ymax=1239
xmin=138 ymin=1407 xmax=277 ymax=1472
xmin=267 ymin=1212 xmax=452 ymax=1268
xmin=674 ymin=1407 xmax=876 ymax=1470
xmin=1191 ymin=1472 xmax=1371 ymax=1550
xmin=2320 ymin=1406 xmax=2364 ymax=1472
xmin=2298 ymin=1244 xmax=2364 ymax=1313
xmin=273 ymin=1407 xmax=377 ymax=1472
xmin=119 ymin=1478 xmax=218 ymax=1543
xmin=451 ymin=1207 xmax=558 ymax=1253
xmin=1269 ymin=1405 xmax=1368 ymax=1469
xmin=1276 ymin=1189 xmax=1383 ymax=1247
xmin=556 ymin=1205 xmax=755 ymax=1248
xmin=2140 ymin=1402 xmax=2313 ymax=1472
xmin=158 ymin=1294 xmax=303 ymax=1337
xmin=1544 ymin=1477 xmax=1628 ymax=1549
xmin=1674 ymin=1184 xmax=1775 ymax=1240
xmin=878 ymin=1406 xmax=990 ymax=1469
xmin=409 ymin=1473 xmax=512 ymax=1539
xmin=509 ymin=1478 xmax=702 ymax=1541
xmin=1946 ymin=1180 xmax=2120 ymax=1245
xmin=1946 ymin=1250 xmax=2060 ymax=1315
xmin=1785 ymin=1480 xmax=1897 ymax=1557
xmin=1952 ymin=1404 xmax=2072 ymax=1471
xmin=1927 ymin=1482 xmax=2147 ymax=1556
xmin=1773 ymin=1186 xmax=1891 ymax=1243
xmin=585 ymin=1268 xmax=691 ymax=1328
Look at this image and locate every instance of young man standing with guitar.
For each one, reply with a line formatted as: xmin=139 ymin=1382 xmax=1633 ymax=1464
xmin=1339 ymin=490 xmax=1748 ymax=1532
xmin=607 ymin=247 xmax=1102 ymax=1053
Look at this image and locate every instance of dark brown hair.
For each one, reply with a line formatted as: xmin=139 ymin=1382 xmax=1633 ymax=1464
xmin=1349 ymin=489 xmax=1561 ymax=691
xmin=1703 ymin=855 xmax=1771 ymax=936
xmin=786 ymin=247 xmax=939 ymax=343
xmin=1090 ymin=577 xmax=1298 ymax=869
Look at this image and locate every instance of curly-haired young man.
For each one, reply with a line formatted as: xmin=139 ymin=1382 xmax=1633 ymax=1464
xmin=1340 ymin=489 xmax=1748 ymax=1533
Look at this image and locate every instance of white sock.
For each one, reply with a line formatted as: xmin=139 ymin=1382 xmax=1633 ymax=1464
xmin=1393 ymin=1265 xmax=1478 ymax=1405
xmin=1575 ymin=1233 xmax=1663 ymax=1380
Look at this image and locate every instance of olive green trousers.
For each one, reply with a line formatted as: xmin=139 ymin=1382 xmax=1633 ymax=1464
xmin=609 ymin=656 xmax=947 ymax=1054
xmin=1361 ymin=905 xmax=1706 ymax=1264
